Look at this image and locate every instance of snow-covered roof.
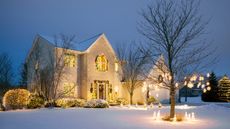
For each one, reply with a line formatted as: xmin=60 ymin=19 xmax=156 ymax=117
xmin=38 ymin=33 xmax=103 ymax=52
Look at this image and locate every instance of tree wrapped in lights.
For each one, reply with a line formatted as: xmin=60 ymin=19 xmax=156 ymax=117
xmin=218 ymin=75 xmax=230 ymax=102
xmin=202 ymin=72 xmax=219 ymax=102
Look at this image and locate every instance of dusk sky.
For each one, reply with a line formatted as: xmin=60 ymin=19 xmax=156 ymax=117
xmin=0 ymin=0 xmax=230 ymax=83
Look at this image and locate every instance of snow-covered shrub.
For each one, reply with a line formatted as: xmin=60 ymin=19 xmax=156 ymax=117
xmin=27 ymin=93 xmax=45 ymax=109
xmin=55 ymin=98 xmax=86 ymax=108
xmin=147 ymin=96 xmax=156 ymax=104
xmin=116 ymin=98 xmax=128 ymax=105
xmin=3 ymin=89 xmax=30 ymax=110
xmin=84 ymin=99 xmax=109 ymax=108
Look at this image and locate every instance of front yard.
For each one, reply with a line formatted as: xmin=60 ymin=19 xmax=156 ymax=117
xmin=0 ymin=101 xmax=230 ymax=129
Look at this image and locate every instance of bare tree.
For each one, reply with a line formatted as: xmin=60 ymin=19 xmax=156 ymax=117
xmin=48 ymin=34 xmax=76 ymax=101
xmin=116 ymin=42 xmax=150 ymax=104
xmin=0 ymin=53 xmax=14 ymax=98
xmin=27 ymin=34 xmax=76 ymax=105
xmin=138 ymin=0 xmax=214 ymax=119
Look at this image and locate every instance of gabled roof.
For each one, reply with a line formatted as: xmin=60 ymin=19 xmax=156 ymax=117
xmin=76 ymin=33 xmax=102 ymax=51
xmin=38 ymin=33 xmax=103 ymax=52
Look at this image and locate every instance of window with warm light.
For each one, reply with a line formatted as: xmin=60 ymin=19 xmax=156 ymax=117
xmin=64 ymin=53 xmax=76 ymax=67
xmin=95 ymin=54 xmax=108 ymax=72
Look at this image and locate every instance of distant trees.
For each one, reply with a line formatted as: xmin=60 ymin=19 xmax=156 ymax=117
xmin=138 ymin=0 xmax=213 ymax=119
xmin=202 ymin=72 xmax=219 ymax=102
xmin=0 ymin=53 xmax=14 ymax=98
xmin=115 ymin=42 xmax=150 ymax=104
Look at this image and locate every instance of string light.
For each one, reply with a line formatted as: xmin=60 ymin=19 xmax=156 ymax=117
xmin=197 ymin=82 xmax=201 ymax=88
xmin=207 ymin=73 xmax=210 ymax=78
xmin=175 ymin=83 xmax=179 ymax=88
xmin=188 ymin=82 xmax=193 ymax=88
xmin=203 ymin=89 xmax=207 ymax=93
xmin=201 ymin=84 xmax=205 ymax=88
xmin=184 ymin=81 xmax=187 ymax=85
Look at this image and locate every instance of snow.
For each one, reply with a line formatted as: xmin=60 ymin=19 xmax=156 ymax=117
xmin=180 ymin=97 xmax=204 ymax=104
xmin=0 ymin=97 xmax=230 ymax=129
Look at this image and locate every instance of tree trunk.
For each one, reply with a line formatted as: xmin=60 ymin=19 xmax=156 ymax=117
xmin=130 ymin=93 xmax=133 ymax=105
xmin=178 ymin=90 xmax=181 ymax=103
xmin=185 ymin=86 xmax=188 ymax=102
xmin=170 ymin=87 xmax=176 ymax=119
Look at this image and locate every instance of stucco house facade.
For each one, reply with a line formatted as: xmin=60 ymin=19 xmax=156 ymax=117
xmin=26 ymin=33 xmax=170 ymax=104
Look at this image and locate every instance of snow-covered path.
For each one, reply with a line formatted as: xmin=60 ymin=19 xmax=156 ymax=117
xmin=0 ymin=104 xmax=230 ymax=129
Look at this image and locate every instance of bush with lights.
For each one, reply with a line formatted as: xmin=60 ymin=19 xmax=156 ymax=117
xmin=27 ymin=93 xmax=45 ymax=109
xmin=3 ymin=89 xmax=30 ymax=110
xmin=116 ymin=98 xmax=128 ymax=105
xmin=147 ymin=96 xmax=157 ymax=105
xmin=55 ymin=98 xmax=86 ymax=108
xmin=218 ymin=75 xmax=230 ymax=102
xmin=84 ymin=99 xmax=109 ymax=108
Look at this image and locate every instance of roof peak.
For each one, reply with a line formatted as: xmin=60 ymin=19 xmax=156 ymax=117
xmin=78 ymin=33 xmax=103 ymax=44
xmin=37 ymin=33 xmax=105 ymax=52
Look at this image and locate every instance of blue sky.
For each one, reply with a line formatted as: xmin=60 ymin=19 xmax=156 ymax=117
xmin=0 ymin=0 xmax=230 ymax=83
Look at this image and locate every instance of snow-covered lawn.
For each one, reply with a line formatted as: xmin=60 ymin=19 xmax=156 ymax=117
xmin=0 ymin=98 xmax=230 ymax=129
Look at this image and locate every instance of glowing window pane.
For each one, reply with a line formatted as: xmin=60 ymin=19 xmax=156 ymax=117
xmin=64 ymin=53 xmax=76 ymax=67
xmin=95 ymin=54 xmax=108 ymax=72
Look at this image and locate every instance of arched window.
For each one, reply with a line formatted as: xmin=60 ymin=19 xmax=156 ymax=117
xmin=95 ymin=54 xmax=108 ymax=72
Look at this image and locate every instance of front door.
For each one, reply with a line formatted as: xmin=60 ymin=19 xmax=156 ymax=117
xmin=94 ymin=80 xmax=109 ymax=100
xmin=99 ymin=84 xmax=105 ymax=99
